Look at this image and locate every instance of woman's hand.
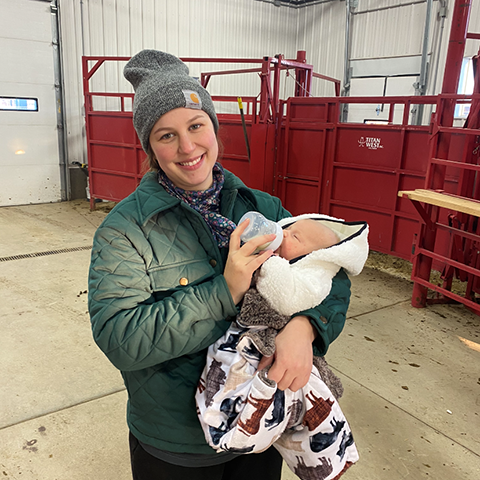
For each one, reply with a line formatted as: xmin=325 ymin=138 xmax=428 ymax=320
xmin=224 ymin=219 xmax=275 ymax=305
xmin=258 ymin=315 xmax=317 ymax=392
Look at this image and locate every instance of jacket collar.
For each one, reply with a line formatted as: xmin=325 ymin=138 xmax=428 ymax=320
xmin=134 ymin=169 xmax=252 ymax=225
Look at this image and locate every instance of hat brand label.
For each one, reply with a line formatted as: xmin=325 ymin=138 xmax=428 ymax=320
xmin=183 ymin=90 xmax=202 ymax=110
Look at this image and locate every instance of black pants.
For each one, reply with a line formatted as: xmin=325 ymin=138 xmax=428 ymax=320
xmin=129 ymin=433 xmax=283 ymax=480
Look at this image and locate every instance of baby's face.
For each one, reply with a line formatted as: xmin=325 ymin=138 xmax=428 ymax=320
xmin=274 ymin=220 xmax=338 ymax=261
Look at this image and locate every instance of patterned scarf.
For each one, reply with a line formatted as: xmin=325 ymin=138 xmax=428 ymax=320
xmin=157 ymin=163 xmax=237 ymax=248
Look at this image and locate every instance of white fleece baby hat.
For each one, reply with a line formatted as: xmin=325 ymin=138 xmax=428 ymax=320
xmin=256 ymin=213 xmax=369 ymax=316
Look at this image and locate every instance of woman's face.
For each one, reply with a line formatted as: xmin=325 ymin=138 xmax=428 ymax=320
xmin=149 ymin=108 xmax=218 ymax=191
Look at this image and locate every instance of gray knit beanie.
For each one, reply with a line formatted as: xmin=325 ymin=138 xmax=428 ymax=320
xmin=124 ymin=50 xmax=219 ymax=152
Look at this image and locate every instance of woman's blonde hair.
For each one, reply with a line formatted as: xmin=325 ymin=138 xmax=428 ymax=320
xmin=143 ymin=146 xmax=160 ymax=173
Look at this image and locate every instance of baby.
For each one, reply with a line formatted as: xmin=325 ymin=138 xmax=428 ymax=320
xmin=196 ymin=213 xmax=369 ymax=480
xmin=275 ymin=218 xmax=341 ymax=260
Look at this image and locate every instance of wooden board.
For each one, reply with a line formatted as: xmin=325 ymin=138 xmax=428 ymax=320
xmin=398 ymin=189 xmax=480 ymax=217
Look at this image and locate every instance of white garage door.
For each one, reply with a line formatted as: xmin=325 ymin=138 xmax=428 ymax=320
xmin=0 ymin=0 xmax=61 ymax=206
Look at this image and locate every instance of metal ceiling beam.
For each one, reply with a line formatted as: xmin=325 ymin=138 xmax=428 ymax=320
xmin=255 ymin=0 xmax=336 ymax=9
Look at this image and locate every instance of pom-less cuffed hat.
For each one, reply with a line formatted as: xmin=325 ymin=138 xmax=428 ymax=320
xmin=124 ymin=50 xmax=219 ymax=152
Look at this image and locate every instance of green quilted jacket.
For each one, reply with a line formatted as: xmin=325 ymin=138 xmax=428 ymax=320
xmin=88 ymin=169 xmax=351 ymax=454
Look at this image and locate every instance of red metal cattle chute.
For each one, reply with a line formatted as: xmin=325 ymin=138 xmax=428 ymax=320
xmin=82 ymin=53 xmax=436 ymax=261
xmin=82 ymin=51 xmax=336 ymax=210
xmin=274 ymin=95 xmax=442 ymax=260
xmin=398 ymin=0 xmax=480 ymax=314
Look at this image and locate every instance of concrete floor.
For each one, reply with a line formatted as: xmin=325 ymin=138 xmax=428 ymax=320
xmin=0 ymin=200 xmax=479 ymax=480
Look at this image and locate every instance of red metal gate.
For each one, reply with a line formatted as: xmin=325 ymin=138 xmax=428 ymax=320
xmin=82 ymin=54 xmax=440 ymax=261
xmin=82 ymin=57 xmax=472 ymax=263
xmin=274 ymin=95 xmax=449 ymax=260
xmin=82 ymin=52 xmax=323 ymax=207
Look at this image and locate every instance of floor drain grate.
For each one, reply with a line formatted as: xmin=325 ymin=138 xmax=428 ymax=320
xmin=0 ymin=245 xmax=92 ymax=262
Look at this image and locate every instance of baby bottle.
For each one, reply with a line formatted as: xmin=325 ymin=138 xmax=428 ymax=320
xmin=238 ymin=211 xmax=283 ymax=253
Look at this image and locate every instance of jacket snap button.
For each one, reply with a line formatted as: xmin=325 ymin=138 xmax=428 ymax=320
xmin=179 ymin=277 xmax=189 ymax=286
xmin=209 ymin=259 xmax=217 ymax=267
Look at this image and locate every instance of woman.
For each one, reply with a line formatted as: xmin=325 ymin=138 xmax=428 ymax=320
xmin=88 ymin=49 xmax=351 ymax=480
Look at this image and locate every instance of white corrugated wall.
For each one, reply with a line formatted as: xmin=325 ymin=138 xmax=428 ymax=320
xmin=351 ymin=2 xmax=428 ymax=59
xmin=58 ymin=0 xmax=480 ymax=174
xmin=296 ymin=1 xmax=345 ymax=97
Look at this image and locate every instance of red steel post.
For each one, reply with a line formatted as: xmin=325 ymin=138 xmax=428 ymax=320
xmin=295 ymin=50 xmax=307 ymax=97
xmin=259 ymin=57 xmax=272 ymax=123
xmin=412 ymin=0 xmax=472 ymax=307
xmin=272 ymin=55 xmax=283 ymax=123
xmin=82 ymin=57 xmax=95 ymax=210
